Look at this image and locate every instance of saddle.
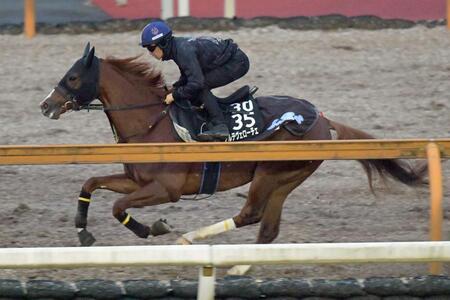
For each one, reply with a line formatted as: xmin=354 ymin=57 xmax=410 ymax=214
xmin=169 ymin=86 xmax=320 ymax=142
xmin=169 ymin=85 xmax=264 ymax=142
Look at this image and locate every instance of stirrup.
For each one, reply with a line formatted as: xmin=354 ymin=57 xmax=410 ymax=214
xmin=198 ymin=125 xmax=229 ymax=141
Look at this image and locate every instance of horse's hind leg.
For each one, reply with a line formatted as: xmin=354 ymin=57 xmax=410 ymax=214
xmin=76 ymin=173 xmax=139 ymax=246
xmin=176 ymin=165 xmax=276 ymax=245
xmin=228 ymin=160 xmax=323 ymax=275
xmin=176 ymin=160 xmax=320 ymax=245
xmin=228 ymin=119 xmax=331 ymax=273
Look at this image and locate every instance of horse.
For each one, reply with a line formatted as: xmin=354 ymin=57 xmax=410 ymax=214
xmin=40 ymin=44 xmax=426 ymax=274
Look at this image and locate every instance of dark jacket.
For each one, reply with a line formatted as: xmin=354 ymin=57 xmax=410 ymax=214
xmin=162 ymin=36 xmax=238 ymax=102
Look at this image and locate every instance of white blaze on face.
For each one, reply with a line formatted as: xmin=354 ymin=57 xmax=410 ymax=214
xmin=39 ymin=88 xmax=55 ymax=109
xmin=43 ymin=88 xmax=55 ymax=102
xmin=40 ymin=88 xmax=60 ymax=119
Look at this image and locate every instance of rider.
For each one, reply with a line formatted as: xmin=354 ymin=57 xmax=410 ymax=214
xmin=140 ymin=20 xmax=250 ymax=141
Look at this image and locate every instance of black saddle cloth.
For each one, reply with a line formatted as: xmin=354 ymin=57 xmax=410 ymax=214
xmin=169 ymin=88 xmax=320 ymax=142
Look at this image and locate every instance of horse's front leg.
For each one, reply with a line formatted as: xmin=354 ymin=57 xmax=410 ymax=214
xmin=76 ymin=173 xmax=139 ymax=246
xmin=112 ymin=179 xmax=175 ymax=239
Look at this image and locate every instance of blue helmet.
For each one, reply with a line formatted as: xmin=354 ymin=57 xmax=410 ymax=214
xmin=140 ymin=21 xmax=172 ymax=47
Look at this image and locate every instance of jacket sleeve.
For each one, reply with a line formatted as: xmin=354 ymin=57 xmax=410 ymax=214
xmin=172 ymin=45 xmax=205 ymax=102
xmin=172 ymin=74 xmax=187 ymax=88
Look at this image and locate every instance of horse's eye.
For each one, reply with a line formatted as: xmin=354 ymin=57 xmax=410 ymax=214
xmin=68 ymin=76 xmax=77 ymax=81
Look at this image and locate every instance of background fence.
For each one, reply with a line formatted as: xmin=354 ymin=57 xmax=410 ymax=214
xmin=88 ymin=0 xmax=450 ymax=20
xmin=20 ymin=0 xmax=450 ymax=38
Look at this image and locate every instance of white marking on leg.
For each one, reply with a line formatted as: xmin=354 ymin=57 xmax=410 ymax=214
xmin=180 ymin=218 xmax=236 ymax=243
xmin=227 ymin=265 xmax=252 ymax=275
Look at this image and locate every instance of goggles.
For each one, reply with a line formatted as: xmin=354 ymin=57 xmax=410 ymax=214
xmin=146 ymin=44 xmax=158 ymax=52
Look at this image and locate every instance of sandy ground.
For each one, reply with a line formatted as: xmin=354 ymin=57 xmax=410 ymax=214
xmin=0 ymin=26 xmax=449 ymax=282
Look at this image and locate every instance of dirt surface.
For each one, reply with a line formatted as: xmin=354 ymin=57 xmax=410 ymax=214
xmin=0 ymin=26 xmax=449 ymax=282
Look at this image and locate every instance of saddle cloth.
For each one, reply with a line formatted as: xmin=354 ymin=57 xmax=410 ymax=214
xmin=169 ymin=87 xmax=320 ymax=142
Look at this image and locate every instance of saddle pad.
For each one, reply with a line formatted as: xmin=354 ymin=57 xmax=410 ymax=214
xmin=169 ymin=96 xmax=264 ymax=142
xmin=225 ymin=98 xmax=264 ymax=141
xmin=169 ymin=95 xmax=319 ymax=142
xmin=253 ymin=96 xmax=320 ymax=140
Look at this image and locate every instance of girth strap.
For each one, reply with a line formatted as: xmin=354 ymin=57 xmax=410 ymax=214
xmin=199 ymin=162 xmax=221 ymax=195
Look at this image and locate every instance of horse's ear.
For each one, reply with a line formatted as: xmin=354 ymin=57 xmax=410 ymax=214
xmin=84 ymin=47 xmax=95 ymax=68
xmin=83 ymin=42 xmax=91 ymax=57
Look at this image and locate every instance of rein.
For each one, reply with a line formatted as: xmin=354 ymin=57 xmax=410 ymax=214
xmin=79 ymin=102 xmax=162 ymax=111
xmin=79 ymin=101 xmax=169 ymax=143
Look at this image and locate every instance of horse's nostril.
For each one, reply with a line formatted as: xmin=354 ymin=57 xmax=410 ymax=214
xmin=42 ymin=102 xmax=49 ymax=110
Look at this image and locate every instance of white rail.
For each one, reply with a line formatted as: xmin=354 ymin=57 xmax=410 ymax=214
xmin=1 ymin=242 xmax=450 ymax=299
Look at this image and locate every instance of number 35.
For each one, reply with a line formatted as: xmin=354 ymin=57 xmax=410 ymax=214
xmin=232 ymin=114 xmax=256 ymax=130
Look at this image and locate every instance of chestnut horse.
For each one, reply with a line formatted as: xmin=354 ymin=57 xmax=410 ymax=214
xmin=40 ymin=44 xmax=425 ymax=272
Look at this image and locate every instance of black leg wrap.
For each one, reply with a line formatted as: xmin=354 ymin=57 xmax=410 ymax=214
xmin=75 ymin=190 xmax=91 ymax=228
xmin=126 ymin=218 xmax=151 ymax=239
xmin=79 ymin=190 xmax=92 ymax=199
xmin=77 ymin=200 xmax=90 ymax=218
xmin=117 ymin=212 xmax=150 ymax=239
xmin=76 ymin=190 xmax=96 ymax=246
xmin=116 ymin=211 xmax=128 ymax=223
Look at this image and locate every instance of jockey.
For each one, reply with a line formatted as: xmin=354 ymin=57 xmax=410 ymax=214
xmin=140 ymin=20 xmax=250 ymax=141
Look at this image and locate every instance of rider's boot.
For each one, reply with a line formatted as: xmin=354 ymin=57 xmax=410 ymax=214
xmin=198 ymin=91 xmax=230 ymax=141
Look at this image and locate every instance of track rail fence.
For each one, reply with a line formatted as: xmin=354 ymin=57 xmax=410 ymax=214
xmin=1 ymin=242 xmax=450 ymax=299
xmin=0 ymin=139 xmax=449 ymax=299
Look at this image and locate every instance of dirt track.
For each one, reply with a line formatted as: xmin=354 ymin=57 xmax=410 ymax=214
xmin=0 ymin=26 xmax=449 ymax=281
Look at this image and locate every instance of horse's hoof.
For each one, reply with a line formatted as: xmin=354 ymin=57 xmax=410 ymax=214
xmin=176 ymin=236 xmax=192 ymax=245
xmin=227 ymin=265 xmax=252 ymax=276
xmin=150 ymin=219 xmax=172 ymax=236
xmin=78 ymin=229 xmax=96 ymax=246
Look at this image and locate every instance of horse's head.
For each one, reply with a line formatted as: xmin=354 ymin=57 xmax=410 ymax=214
xmin=40 ymin=43 xmax=99 ymax=119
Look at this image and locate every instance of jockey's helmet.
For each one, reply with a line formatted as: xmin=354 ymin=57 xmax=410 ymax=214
xmin=140 ymin=21 xmax=172 ymax=48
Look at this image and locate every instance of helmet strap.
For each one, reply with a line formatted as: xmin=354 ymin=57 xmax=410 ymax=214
xmin=158 ymin=33 xmax=173 ymax=50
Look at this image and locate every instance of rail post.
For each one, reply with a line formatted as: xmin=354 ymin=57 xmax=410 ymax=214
xmin=197 ymin=266 xmax=215 ymax=300
xmin=427 ymin=142 xmax=443 ymax=274
xmin=24 ymin=0 xmax=36 ymax=38
xmin=447 ymin=0 xmax=450 ymax=29
xmin=161 ymin=0 xmax=174 ymax=19
xmin=178 ymin=0 xmax=190 ymax=17
xmin=224 ymin=0 xmax=236 ymax=18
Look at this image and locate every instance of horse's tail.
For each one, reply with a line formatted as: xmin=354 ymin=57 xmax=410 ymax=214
xmin=325 ymin=117 xmax=427 ymax=192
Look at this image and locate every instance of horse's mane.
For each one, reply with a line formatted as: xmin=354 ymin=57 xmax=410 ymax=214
xmin=104 ymin=55 xmax=165 ymax=88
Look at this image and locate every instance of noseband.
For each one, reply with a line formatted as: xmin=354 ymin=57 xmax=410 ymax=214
xmin=54 ymin=85 xmax=84 ymax=111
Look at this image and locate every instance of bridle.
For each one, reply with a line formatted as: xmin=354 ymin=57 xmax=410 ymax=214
xmin=55 ymin=82 xmax=167 ymax=111
xmin=54 ymin=51 xmax=171 ymax=142
xmin=54 ymin=85 xmax=86 ymax=112
xmin=54 ymin=82 xmax=170 ymax=142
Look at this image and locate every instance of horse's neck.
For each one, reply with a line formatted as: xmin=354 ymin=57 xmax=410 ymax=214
xmin=98 ymin=62 xmax=168 ymax=142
